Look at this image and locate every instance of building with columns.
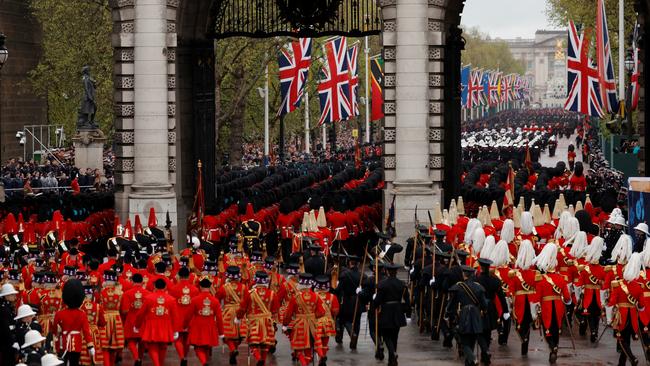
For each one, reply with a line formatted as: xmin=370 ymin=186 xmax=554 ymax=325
xmin=498 ymin=30 xmax=567 ymax=105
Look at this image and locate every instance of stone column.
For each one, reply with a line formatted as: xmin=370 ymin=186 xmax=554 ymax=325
xmin=128 ymin=0 xmax=176 ymax=226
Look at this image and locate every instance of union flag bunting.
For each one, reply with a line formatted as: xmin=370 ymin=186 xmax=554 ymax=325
xmin=564 ymin=21 xmax=604 ymax=118
xmin=318 ymin=37 xmax=352 ymax=125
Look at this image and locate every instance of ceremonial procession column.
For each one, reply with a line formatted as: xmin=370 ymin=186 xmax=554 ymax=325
xmin=381 ymin=0 xmax=446 ymax=263
xmin=113 ymin=0 xmax=177 ymax=230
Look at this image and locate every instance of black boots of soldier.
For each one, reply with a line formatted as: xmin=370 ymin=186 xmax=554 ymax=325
xmin=521 ymin=338 xmax=529 ymax=356
xmin=387 ymin=354 xmax=398 ymax=366
xmin=134 ymin=361 xmax=142 ymax=366
xmin=180 ymin=360 xmax=187 ymax=366
xmin=618 ymin=353 xmax=639 ymax=366
xmin=229 ymin=351 xmax=238 ymax=365
xmin=549 ymin=347 xmax=558 ymax=364
xmin=480 ymin=352 xmax=491 ymax=365
xmin=335 ymin=328 xmax=343 ymax=344
xmin=375 ymin=348 xmax=385 ymax=360
xmin=318 ymin=356 xmax=328 ymax=366
xmin=349 ymin=335 xmax=358 ymax=350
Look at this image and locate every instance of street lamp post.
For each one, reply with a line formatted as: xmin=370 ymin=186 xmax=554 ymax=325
xmin=625 ymin=49 xmax=635 ymax=138
xmin=0 ymin=33 xmax=8 ymax=161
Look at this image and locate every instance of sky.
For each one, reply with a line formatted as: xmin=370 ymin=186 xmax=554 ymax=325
xmin=461 ymin=0 xmax=556 ymax=39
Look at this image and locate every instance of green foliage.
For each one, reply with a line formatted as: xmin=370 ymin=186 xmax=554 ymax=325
xmin=28 ymin=0 xmax=113 ymax=139
xmin=461 ymin=28 xmax=525 ymax=74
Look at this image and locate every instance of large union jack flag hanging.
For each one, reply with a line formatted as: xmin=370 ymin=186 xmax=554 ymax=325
xmin=318 ymin=37 xmax=352 ymax=125
xmin=347 ymin=42 xmax=360 ymax=117
xmin=631 ymin=22 xmax=641 ymax=111
xmin=467 ymin=68 xmax=483 ymax=108
xmin=596 ymin=0 xmax=619 ymax=114
xmin=278 ymin=38 xmax=312 ymax=116
xmin=487 ymin=71 xmax=500 ymax=106
xmin=564 ymin=21 xmax=604 ymax=118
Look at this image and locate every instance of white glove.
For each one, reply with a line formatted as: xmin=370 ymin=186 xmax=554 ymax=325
xmin=133 ymin=327 xmax=139 ymax=333
xmin=573 ymin=285 xmax=583 ymax=300
xmin=406 ymin=318 xmax=412 ymax=324
xmin=379 ymin=251 xmax=386 ymax=259
xmin=282 ymin=325 xmax=288 ymax=332
xmin=219 ymin=335 xmax=225 ymax=340
xmin=600 ymin=289 xmax=608 ymax=306
xmin=429 ymin=277 xmax=436 ymax=286
xmin=12 ymin=342 xmax=19 ymax=351
xmin=409 ymin=268 xmax=414 ymax=275
xmin=606 ymin=306 xmax=613 ymax=325
xmin=530 ymin=302 xmax=539 ymax=321
xmin=372 ymin=293 xmax=377 ymax=301
xmin=355 ymin=287 xmax=362 ymax=295
xmin=234 ymin=318 xmax=241 ymax=325
xmin=173 ymin=332 xmax=179 ymax=341
xmin=503 ymin=312 xmax=510 ymax=320
xmin=89 ymin=347 xmax=95 ymax=357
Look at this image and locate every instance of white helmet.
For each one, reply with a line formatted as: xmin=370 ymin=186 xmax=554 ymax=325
xmin=0 ymin=284 xmax=17 ymax=297
xmin=14 ymin=304 xmax=36 ymax=320
xmin=40 ymin=354 xmax=64 ymax=366
xmin=22 ymin=329 xmax=46 ymax=349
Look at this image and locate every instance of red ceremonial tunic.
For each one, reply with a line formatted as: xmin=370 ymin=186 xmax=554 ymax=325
xmin=120 ymin=284 xmax=150 ymax=340
xmin=53 ymin=307 xmax=93 ymax=353
xmin=316 ymin=291 xmax=339 ymax=338
xmin=575 ymin=262 xmax=605 ymax=311
xmin=510 ymin=268 xmax=539 ymax=324
xmin=188 ymin=291 xmax=224 ymax=347
xmin=604 ymin=264 xmax=625 ymax=291
xmin=282 ymin=288 xmax=326 ymax=350
xmin=608 ymin=279 xmax=644 ymax=333
xmin=99 ymin=285 xmax=125 ymax=349
xmin=536 ymin=271 xmax=571 ymax=331
xmin=638 ymin=270 xmax=650 ymax=328
xmin=136 ymin=289 xmax=180 ymax=343
xmin=80 ymin=299 xmax=106 ymax=366
xmin=569 ymin=174 xmax=587 ymax=191
xmin=169 ymin=279 xmax=199 ymax=332
xmin=38 ymin=288 xmax=62 ymax=336
xmin=237 ymin=286 xmax=279 ymax=346
xmin=216 ymin=281 xmax=248 ymax=339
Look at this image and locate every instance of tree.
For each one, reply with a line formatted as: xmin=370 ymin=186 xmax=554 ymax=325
xmin=461 ymin=27 xmax=525 ymax=74
xmin=28 ymin=0 xmax=113 ymax=138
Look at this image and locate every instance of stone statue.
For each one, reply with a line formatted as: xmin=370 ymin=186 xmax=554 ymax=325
xmin=77 ymin=65 xmax=98 ymax=130
xmin=554 ymin=38 xmax=565 ymax=61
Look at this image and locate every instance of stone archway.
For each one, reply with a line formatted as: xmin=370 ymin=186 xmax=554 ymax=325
xmin=108 ymin=0 xmax=470 ymax=246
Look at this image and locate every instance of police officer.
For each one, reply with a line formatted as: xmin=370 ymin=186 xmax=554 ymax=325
xmin=373 ymin=263 xmax=411 ymax=366
xmin=446 ymin=265 xmax=490 ymax=366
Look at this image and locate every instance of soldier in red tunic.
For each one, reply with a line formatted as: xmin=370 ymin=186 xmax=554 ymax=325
xmin=135 ymin=278 xmax=180 ymax=366
xmin=606 ymin=252 xmax=645 ymax=366
xmin=532 ymin=243 xmax=572 ymax=364
xmin=574 ymin=236 xmax=606 ymax=342
xmin=314 ymin=275 xmax=339 ymax=366
xmin=120 ymin=272 xmax=149 ymax=366
xmin=508 ymin=239 xmax=539 ymax=356
xmin=188 ymin=276 xmax=224 ymax=366
xmin=215 ymin=266 xmax=248 ymax=365
xmin=282 ymin=273 xmax=326 ymax=366
xmin=169 ymin=266 xmax=198 ymax=366
xmin=99 ymin=270 xmax=125 ymax=366
xmin=80 ymin=285 xmax=105 ymax=366
xmin=38 ymin=271 xmax=62 ymax=337
xmin=53 ymin=279 xmax=95 ymax=366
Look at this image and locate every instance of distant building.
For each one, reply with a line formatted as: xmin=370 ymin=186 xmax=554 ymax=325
xmin=498 ymin=30 xmax=567 ymax=105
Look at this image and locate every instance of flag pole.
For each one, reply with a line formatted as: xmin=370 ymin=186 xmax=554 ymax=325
xmin=364 ymin=36 xmax=370 ymax=144
xmin=264 ymin=61 xmax=270 ymax=159
xmin=618 ymin=0 xmax=625 ymax=114
xmin=304 ymin=91 xmax=310 ymax=154
xmin=322 ymin=123 xmax=327 ymax=152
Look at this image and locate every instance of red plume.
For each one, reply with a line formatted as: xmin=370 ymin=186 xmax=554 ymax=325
xmin=17 ymin=214 xmax=25 ymax=233
xmin=124 ymin=219 xmax=133 ymax=240
xmin=52 ymin=210 xmax=64 ymax=230
xmin=4 ymin=213 xmax=17 ymax=235
xmin=148 ymin=207 xmax=157 ymax=228
xmin=244 ymin=203 xmax=255 ymax=220
xmin=134 ymin=215 xmax=143 ymax=235
xmin=71 ymin=177 xmax=80 ymax=195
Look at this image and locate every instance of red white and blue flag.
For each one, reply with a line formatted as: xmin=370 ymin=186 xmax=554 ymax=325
xmin=564 ymin=21 xmax=604 ymax=118
xmin=487 ymin=71 xmax=500 ymax=106
xmin=347 ymin=42 xmax=360 ymax=117
xmin=278 ymin=38 xmax=312 ymax=116
xmin=596 ymin=0 xmax=619 ymax=114
xmin=631 ymin=22 xmax=641 ymax=111
xmin=318 ymin=37 xmax=352 ymax=125
xmin=467 ymin=68 xmax=483 ymax=108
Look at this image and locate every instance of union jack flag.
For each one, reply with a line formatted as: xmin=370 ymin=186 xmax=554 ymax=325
xmin=347 ymin=42 xmax=360 ymax=117
xmin=501 ymin=74 xmax=514 ymax=103
xmin=631 ymin=22 xmax=641 ymax=111
xmin=481 ymin=71 xmax=491 ymax=106
xmin=318 ymin=37 xmax=352 ymax=125
xmin=467 ymin=68 xmax=483 ymax=108
xmin=564 ymin=21 xmax=604 ymax=118
xmin=278 ymin=38 xmax=312 ymax=116
xmin=596 ymin=0 xmax=619 ymax=114
xmin=487 ymin=71 xmax=500 ymax=106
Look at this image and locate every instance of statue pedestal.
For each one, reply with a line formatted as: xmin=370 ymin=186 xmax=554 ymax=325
xmin=72 ymin=129 xmax=107 ymax=174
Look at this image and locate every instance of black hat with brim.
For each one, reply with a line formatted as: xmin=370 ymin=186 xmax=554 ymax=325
xmin=461 ymin=265 xmax=475 ymax=273
xmin=477 ymin=258 xmax=493 ymax=267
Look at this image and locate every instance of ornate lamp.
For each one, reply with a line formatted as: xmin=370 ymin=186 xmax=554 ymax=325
xmin=0 ymin=33 xmax=8 ymax=71
xmin=276 ymin=0 xmax=342 ymax=30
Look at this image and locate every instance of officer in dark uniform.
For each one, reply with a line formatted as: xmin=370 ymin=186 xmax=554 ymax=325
xmin=304 ymin=244 xmax=326 ymax=277
xmin=335 ymin=254 xmax=362 ymax=349
xmin=434 ymin=230 xmax=453 ymax=253
xmin=360 ymin=260 xmax=386 ymax=360
xmin=476 ymin=258 xmax=508 ymax=361
xmin=404 ymin=225 xmax=428 ymax=269
xmin=0 ymin=283 xmax=18 ymax=364
xmin=373 ymin=263 xmax=411 ymax=366
xmin=421 ymin=251 xmax=452 ymax=340
xmin=446 ymin=265 xmax=490 ymax=366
